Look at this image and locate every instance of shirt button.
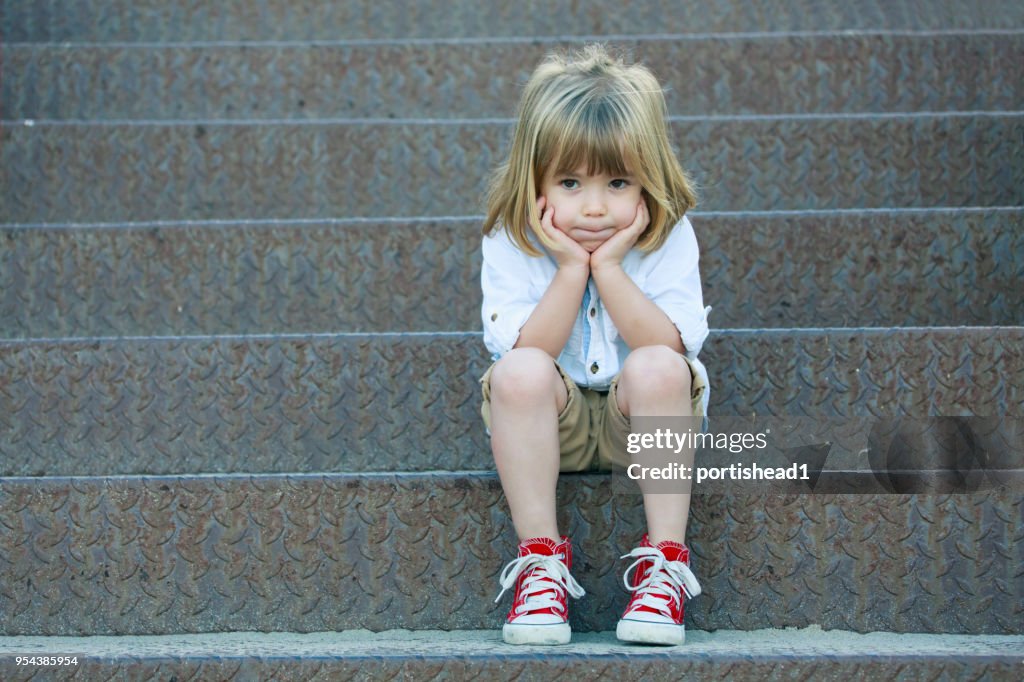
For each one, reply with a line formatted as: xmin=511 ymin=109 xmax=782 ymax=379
xmin=491 ymin=313 xmax=498 ymax=322
xmin=589 ymin=308 xmax=596 ymax=317
xmin=590 ymin=362 xmax=599 ymax=374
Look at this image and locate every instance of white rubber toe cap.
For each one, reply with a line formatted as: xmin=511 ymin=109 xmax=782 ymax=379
xmin=616 ymin=617 xmax=684 ymax=646
xmin=503 ymin=621 xmax=571 ymax=645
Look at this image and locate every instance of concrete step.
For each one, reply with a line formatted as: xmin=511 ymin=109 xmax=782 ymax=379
xmin=6 ymin=33 xmax=1022 ymax=120
xmin=1 ymin=472 xmax=1021 ymax=636
xmin=1 ymin=328 xmax=1020 ymax=476
xmin=3 ymin=115 xmax=1021 ymax=223
xmin=1 ymin=628 xmax=1022 ymax=680
xmin=4 ymin=0 xmax=1023 ymax=42
xmin=2 ymin=209 xmax=1020 ymax=338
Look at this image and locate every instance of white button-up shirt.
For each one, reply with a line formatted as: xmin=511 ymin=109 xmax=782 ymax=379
xmin=481 ymin=216 xmax=711 ymax=415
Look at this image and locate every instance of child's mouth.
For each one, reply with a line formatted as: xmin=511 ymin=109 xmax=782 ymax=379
xmin=568 ymin=226 xmax=617 ymax=244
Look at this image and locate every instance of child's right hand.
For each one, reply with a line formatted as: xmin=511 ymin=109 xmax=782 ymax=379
xmin=536 ymin=196 xmax=590 ymax=272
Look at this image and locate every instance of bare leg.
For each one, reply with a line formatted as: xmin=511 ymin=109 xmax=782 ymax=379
xmin=615 ymin=345 xmax=695 ymax=545
xmin=489 ymin=348 xmax=569 ymax=543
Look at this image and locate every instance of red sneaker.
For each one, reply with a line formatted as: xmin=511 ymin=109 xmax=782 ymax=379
xmin=494 ymin=536 xmax=585 ymax=645
xmin=615 ymin=534 xmax=702 ymax=645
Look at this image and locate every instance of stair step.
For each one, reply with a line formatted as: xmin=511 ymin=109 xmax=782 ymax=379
xmin=2 ymin=328 xmax=1020 ymax=476
xmin=1 ymin=473 xmax=1020 ymax=636
xmin=2 ymin=209 xmax=1020 ymax=338
xmin=7 ymin=33 xmax=1021 ymax=120
xmin=3 ymin=116 xmax=1021 ymax=223
xmin=5 ymin=0 xmax=1023 ymax=42
xmin=1 ymin=628 xmax=1022 ymax=680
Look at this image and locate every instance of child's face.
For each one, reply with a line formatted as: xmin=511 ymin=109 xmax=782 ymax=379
xmin=540 ymin=164 xmax=644 ymax=253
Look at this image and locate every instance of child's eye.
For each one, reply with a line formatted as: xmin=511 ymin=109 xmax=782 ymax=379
xmin=559 ymin=179 xmax=579 ymax=189
xmin=610 ymin=179 xmax=630 ymax=189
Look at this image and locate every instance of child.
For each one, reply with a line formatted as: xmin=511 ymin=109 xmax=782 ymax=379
xmin=480 ymin=44 xmax=711 ymax=646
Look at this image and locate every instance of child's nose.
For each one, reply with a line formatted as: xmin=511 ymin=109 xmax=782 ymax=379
xmin=582 ymin=192 xmax=606 ymax=216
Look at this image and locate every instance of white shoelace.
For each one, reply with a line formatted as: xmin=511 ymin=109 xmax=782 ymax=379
xmin=621 ymin=547 xmax=702 ymax=619
xmin=494 ymin=552 xmax=586 ymax=616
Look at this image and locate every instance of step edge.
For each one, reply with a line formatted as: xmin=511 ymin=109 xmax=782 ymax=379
xmin=3 ymin=205 xmax=1022 ymax=231
xmin=7 ymin=27 xmax=1024 ymax=50
xmin=1 ymin=627 xmax=1022 ymax=659
xmin=8 ymin=110 xmax=1024 ymax=127
xmin=1 ymin=326 xmax=1021 ymax=347
xmin=5 ymin=469 xmax=1024 ymax=485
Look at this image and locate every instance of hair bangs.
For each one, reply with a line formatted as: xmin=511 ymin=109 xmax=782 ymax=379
xmin=539 ymin=95 xmax=639 ymax=181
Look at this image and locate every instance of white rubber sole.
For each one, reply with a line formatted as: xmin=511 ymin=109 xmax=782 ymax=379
xmin=502 ymin=621 xmax=572 ymax=645
xmin=615 ymin=618 xmax=685 ymax=646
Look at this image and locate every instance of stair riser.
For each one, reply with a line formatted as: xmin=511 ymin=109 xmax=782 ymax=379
xmin=1 ymin=330 xmax=1020 ymax=476
xmin=5 ymin=0 xmax=1023 ymax=42
xmin=3 ymin=117 xmax=1021 ymax=223
xmin=6 ymin=35 xmax=1021 ymax=119
xmin=1 ymin=474 xmax=1020 ymax=636
xmin=1 ymin=656 xmax=1020 ymax=681
xmin=2 ymin=211 xmax=1021 ymax=338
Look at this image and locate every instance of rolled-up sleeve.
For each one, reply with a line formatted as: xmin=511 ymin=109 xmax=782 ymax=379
xmin=642 ymin=217 xmax=710 ymax=359
xmin=481 ymin=230 xmax=544 ymax=358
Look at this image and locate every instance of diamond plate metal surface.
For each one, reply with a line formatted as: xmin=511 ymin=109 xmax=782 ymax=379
xmin=3 ymin=117 xmax=1022 ymax=223
xmin=0 ymin=220 xmax=482 ymax=337
xmin=1 ymin=329 xmax=1020 ymax=476
xmin=1 ymin=657 xmax=1021 ymax=682
xmin=2 ymin=209 xmax=1020 ymax=338
xmin=6 ymin=34 xmax=1022 ymax=120
xmin=4 ymin=0 xmax=1023 ymax=42
xmin=0 ymin=334 xmax=489 ymax=476
xmin=1 ymin=630 xmax=1023 ymax=681
xmin=701 ymin=328 xmax=1024 ymax=419
xmin=0 ymin=473 xmax=1020 ymax=636
xmin=699 ymin=209 xmax=1024 ymax=329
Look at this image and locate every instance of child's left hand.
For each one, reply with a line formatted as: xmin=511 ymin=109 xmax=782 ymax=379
xmin=590 ymin=199 xmax=648 ymax=274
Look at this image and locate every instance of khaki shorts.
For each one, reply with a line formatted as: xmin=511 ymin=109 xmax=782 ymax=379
xmin=479 ymin=355 xmax=707 ymax=473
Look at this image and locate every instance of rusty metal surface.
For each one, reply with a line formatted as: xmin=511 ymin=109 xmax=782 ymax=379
xmin=0 ymin=329 xmax=1021 ymax=476
xmin=0 ymin=473 xmax=1021 ymax=636
xmin=699 ymin=209 xmax=1024 ymax=329
xmin=0 ymin=333 xmax=489 ymax=476
xmin=6 ymin=34 xmax=1022 ymax=120
xmin=4 ymin=0 xmax=1023 ymax=42
xmin=0 ymin=220 xmax=481 ymax=338
xmin=1 ymin=630 xmax=1023 ymax=682
xmin=2 ymin=209 xmax=1020 ymax=338
xmin=3 ymin=117 xmax=1022 ymax=223
xmin=1 ymin=657 xmax=1021 ymax=682
xmin=701 ymin=328 xmax=1024 ymax=420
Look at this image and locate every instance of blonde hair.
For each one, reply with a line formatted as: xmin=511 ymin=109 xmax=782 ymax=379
xmin=483 ymin=43 xmax=697 ymax=256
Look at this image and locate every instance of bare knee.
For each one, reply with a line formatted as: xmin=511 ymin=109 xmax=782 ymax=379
xmin=617 ymin=345 xmax=692 ymax=416
xmin=489 ymin=348 xmax=564 ymax=409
